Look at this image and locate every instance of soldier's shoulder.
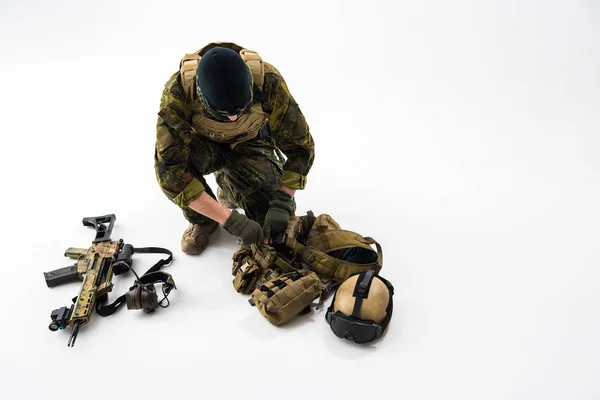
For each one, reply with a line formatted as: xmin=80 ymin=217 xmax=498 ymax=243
xmin=262 ymin=62 xmax=287 ymax=91
xmin=163 ymin=71 xmax=187 ymax=98
xmin=263 ymin=61 xmax=283 ymax=78
xmin=160 ymin=71 xmax=188 ymax=109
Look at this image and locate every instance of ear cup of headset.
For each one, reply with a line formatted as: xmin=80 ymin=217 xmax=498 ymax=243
xmin=126 ymin=284 xmax=158 ymax=311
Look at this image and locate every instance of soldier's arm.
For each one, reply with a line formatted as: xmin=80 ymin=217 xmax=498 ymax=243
xmin=187 ymin=192 xmax=232 ymax=224
xmin=155 ymin=73 xmax=233 ymax=223
xmin=154 ymin=73 xmax=207 ymax=209
xmin=262 ymin=63 xmax=315 ymax=192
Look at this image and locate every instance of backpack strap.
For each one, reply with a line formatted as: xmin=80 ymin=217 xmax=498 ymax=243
xmin=179 ymin=47 xmax=265 ymax=101
xmin=179 ymin=53 xmax=201 ymax=100
xmin=284 ymin=234 xmax=383 ymax=283
xmin=239 ymin=48 xmax=264 ymax=89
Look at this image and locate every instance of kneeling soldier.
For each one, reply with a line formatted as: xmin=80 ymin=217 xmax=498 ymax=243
xmin=154 ymin=42 xmax=315 ymax=255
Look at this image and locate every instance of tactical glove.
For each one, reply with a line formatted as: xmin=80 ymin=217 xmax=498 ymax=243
xmin=223 ymin=210 xmax=264 ymax=246
xmin=263 ymin=190 xmax=294 ymax=240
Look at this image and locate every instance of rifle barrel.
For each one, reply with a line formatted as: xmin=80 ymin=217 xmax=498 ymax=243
xmin=68 ymin=322 xmax=80 ymax=347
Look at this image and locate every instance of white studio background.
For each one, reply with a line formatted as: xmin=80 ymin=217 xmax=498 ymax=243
xmin=1 ymin=1 xmax=599 ymax=399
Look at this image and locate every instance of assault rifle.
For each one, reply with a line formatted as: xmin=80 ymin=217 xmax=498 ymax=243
xmin=43 ymin=214 xmax=175 ymax=347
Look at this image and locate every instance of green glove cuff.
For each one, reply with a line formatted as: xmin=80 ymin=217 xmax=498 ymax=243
xmin=224 ymin=210 xmax=264 ymax=245
xmin=223 ymin=210 xmax=247 ymax=236
xmin=269 ymin=190 xmax=294 ymax=215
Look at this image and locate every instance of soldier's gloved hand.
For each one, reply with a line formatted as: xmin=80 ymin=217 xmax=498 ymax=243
xmin=263 ymin=190 xmax=294 ymax=240
xmin=223 ymin=210 xmax=264 ymax=246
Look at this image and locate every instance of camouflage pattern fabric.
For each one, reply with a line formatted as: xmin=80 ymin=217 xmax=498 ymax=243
xmin=182 ymin=135 xmax=296 ymax=227
xmin=154 ymin=44 xmax=313 ymax=228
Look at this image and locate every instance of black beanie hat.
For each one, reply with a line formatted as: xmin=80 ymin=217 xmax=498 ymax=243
xmin=196 ymin=47 xmax=252 ymax=113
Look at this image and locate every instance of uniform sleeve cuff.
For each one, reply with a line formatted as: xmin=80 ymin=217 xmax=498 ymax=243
xmin=280 ymin=171 xmax=307 ymax=190
xmin=173 ymin=178 xmax=205 ymax=208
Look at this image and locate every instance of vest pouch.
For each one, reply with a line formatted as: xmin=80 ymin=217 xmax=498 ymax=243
xmin=232 ymin=247 xmax=262 ymax=294
xmin=232 ymin=244 xmax=299 ymax=294
xmin=251 ymin=269 xmax=323 ymax=326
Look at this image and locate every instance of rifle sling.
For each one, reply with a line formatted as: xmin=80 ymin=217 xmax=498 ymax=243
xmin=96 ymin=246 xmax=173 ymax=317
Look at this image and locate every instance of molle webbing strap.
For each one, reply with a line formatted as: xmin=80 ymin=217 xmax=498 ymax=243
xmin=252 ymin=246 xmax=270 ymax=270
xmin=271 ymin=279 xmax=287 ymax=290
xmin=289 ymin=271 xmax=303 ymax=281
xmin=180 ymin=54 xmax=200 ymax=99
xmin=306 ymin=231 xmax=383 ymax=271
xmin=253 ymin=245 xmax=295 ymax=274
xmin=250 ymin=269 xmax=322 ymax=326
xmin=263 ymin=269 xmax=280 ymax=283
xmin=273 ymin=255 xmax=295 ymax=273
xmin=253 ymin=246 xmax=278 ymax=270
xmin=258 ymin=284 xmax=275 ymax=298
xmin=287 ymin=236 xmax=381 ymax=283
xmin=287 ymin=237 xmax=339 ymax=281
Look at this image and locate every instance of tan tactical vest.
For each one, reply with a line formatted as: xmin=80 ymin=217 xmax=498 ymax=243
xmin=179 ymin=42 xmax=268 ymax=147
xmin=231 ymin=211 xmax=384 ymax=325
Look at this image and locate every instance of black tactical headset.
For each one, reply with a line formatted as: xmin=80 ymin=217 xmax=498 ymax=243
xmin=96 ymin=245 xmax=176 ymax=316
xmin=125 ymin=271 xmax=176 ymax=313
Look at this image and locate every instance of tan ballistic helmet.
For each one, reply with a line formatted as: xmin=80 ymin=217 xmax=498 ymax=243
xmin=326 ymin=270 xmax=394 ymax=343
xmin=334 ymin=273 xmax=390 ymax=324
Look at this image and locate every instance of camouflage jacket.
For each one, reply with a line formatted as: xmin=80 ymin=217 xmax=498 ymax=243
xmin=154 ymin=61 xmax=315 ymax=208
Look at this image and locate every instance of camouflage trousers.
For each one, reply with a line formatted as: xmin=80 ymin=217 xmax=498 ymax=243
xmin=183 ymin=136 xmax=296 ymax=228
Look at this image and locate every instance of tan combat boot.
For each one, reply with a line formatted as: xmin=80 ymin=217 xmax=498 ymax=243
xmin=181 ymin=221 xmax=219 ymax=255
xmin=217 ymin=187 xmax=238 ymax=209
